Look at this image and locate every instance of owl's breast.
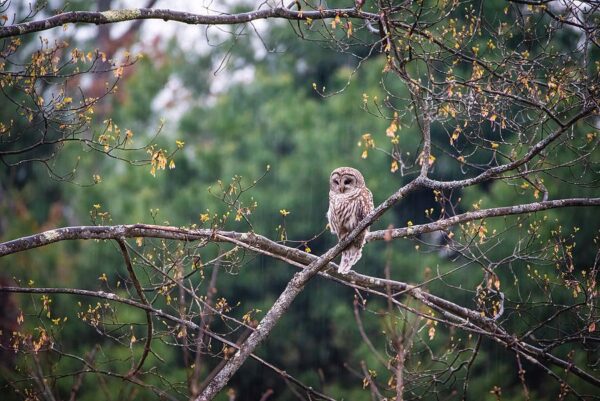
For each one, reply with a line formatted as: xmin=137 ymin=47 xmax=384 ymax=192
xmin=329 ymin=191 xmax=363 ymax=236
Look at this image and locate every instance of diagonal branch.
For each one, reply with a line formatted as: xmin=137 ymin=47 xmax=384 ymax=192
xmin=195 ymin=178 xmax=422 ymax=400
xmin=422 ymin=106 xmax=597 ymax=190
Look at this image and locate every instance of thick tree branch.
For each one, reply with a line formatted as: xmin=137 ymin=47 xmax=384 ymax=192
xmin=367 ymin=197 xmax=600 ymax=241
xmin=2 ymin=198 xmax=598 ymax=257
xmin=0 ymin=7 xmax=377 ymax=39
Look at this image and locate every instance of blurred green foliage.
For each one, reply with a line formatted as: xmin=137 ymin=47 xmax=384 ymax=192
xmin=1 ymin=0 xmax=598 ymax=400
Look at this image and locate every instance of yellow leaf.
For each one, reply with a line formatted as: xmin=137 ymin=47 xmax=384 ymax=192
xmin=491 ymin=142 xmax=499 ymax=149
xmin=331 ymin=15 xmax=341 ymax=29
xmin=428 ymin=326 xmax=436 ymax=340
xmin=386 ymin=122 xmax=398 ymax=137
xmin=114 ymin=65 xmax=124 ymax=78
xmin=450 ymin=127 xmax=461 ymax=145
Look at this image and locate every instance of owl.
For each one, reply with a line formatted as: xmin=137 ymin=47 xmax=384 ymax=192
xmin=327 ymin=167 xmax=374 ymax=273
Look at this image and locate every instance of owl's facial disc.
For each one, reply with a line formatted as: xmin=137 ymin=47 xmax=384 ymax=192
xmin=331 ymin=170 xmax=359 ymax=194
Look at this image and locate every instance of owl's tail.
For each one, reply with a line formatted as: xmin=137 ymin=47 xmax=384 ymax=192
xmin=338 ymin=244 xmax=363 ymax=274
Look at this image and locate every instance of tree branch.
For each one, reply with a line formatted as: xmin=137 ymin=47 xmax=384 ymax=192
xmin=0 ymin=7 xmax=377 ymax=39
xmin=367 ymin=197 xmax=600 ymax=241
xmin=422 ymin=106 xmax=597 ymax=190
xmin=2 ymin=198 xmax=598 ymax=257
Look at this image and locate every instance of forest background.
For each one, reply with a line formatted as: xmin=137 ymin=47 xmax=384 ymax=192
xmin=0 ymin=1 xmax=599 ymax=400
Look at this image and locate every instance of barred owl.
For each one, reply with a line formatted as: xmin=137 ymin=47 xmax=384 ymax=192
xmin=327 ymin=167 xmax=374 ymax=273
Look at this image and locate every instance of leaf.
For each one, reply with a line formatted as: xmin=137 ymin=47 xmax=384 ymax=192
xmin=114 ymin=65 xmax=124 ymax=78
xmin=428 ymin=326 xmax=436 ymax=340
xmin=331 ymin=15 xmax=341 ymax=29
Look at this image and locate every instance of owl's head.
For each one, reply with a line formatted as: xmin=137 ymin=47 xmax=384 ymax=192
xmin=330 ymin=167 xmax=365 ymax=194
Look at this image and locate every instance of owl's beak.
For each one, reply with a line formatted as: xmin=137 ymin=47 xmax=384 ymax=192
xmin=340 ymin=184 xmax=345 ymax=193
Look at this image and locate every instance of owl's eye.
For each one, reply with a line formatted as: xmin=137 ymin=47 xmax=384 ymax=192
xmin=333 ymin=179 xmax=339 ymax=185
xmin=344 ymin=178 xmax=352 ymax=185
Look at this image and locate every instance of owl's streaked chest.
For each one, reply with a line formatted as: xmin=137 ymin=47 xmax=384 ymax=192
xmin=328 ymin=190 xmax=363 ymax=235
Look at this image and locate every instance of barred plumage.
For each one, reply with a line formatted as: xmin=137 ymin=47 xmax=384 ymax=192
xmin=326 ymin=167 xmax=374 ymax=273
